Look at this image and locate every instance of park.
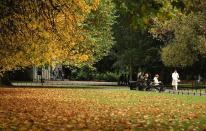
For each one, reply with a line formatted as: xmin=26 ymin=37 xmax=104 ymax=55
xmin=0 ymin=0 xmax=206 ymax=130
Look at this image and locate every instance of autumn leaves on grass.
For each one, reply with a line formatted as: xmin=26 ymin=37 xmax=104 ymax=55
xmin=0 ymin=88 xmax=206 ymax=130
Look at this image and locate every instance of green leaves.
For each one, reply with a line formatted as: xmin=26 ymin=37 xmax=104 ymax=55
xmin=149 ymin=0 xmax=206 ymax=67
xmin=82 ymin=0 xmax=116 ymax=64
xmin=161 ymin=13 xmax=206 ymax=67
xmin=113 ymin=0 xmax=184 ymax=74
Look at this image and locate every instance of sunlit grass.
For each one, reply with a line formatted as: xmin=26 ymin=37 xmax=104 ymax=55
xmin=0 ymin=87 xmax=206 ymax=130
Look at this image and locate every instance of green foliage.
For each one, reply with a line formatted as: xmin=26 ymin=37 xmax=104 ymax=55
xmin=161 ymin=13 xmax=206 ymax=67
xmin=82 ymin=0 xmax=116 ymax=64
xmin=112 ymin=0 xmax=183 ymax=78
xmin=71 ymin=66 xmax=95 ymax=81
xmin=150 ymin=0 xmax=206 ymax=67
xmin=114 ymin=0 xmax=183 ymax=30
xmin=71 ymin=66 xmax=119 ymax=81
xmin=94 ymin=72 xmax=119 ymax=82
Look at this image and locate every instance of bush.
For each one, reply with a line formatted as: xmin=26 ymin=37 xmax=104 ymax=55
xmin=94 ymin=72 xmax=119 ymax=82
xmin=70 ymin=65 xmax=119 ymax=82
xmin=71 ymin=66 xmax=95 ymax=81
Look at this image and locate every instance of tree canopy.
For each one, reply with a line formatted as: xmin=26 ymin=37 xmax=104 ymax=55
xmin=0 ymin=0 xmax=115 ymax=74
xmin=2 ymin=0 xmax=206 ymax=80
xmin=111 ymin=0 xmax=180 ymax=79
xmin=161 ymin=13 xmax=206 ymax=67
xmin=151 ymin=0 xmax=206 ymax=67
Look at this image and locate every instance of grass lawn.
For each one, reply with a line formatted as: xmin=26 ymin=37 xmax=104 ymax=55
xmin=0 ymin=87 xmax=206 ymax=130
xmin=178 ymin=84 xmax=206 ymax=88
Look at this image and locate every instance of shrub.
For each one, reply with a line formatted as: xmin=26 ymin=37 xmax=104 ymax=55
xmin=71 ymin=66 xmax=95 ymax=81
xmin=94 ymin=72 xmax=119 ymax=82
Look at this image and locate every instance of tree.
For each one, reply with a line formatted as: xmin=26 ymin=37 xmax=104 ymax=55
xmin=161 ymin=13 xmax=206 ymax=67
xmin=151 ymin=0 xmax=206 ymax=67
xmin=112 ymin=0 xmax=179 ymax=80
xmin=0 ymin=0 xmax=116 ymax=75
xmin=66 ymin=0 xmax=116 ymax=66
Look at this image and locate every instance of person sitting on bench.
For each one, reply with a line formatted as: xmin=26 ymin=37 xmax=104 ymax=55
xmin=153 ymin=74 xmax=164 ymax=92
xmin=154 ymin=74 xmax=160 ymax=85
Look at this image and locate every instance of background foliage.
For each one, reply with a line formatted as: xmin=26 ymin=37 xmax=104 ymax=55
xmin=2 ymin=0 xmax=206 ymax=82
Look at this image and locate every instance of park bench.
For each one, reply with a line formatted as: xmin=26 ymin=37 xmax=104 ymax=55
xmin=129 ymin=81 xmax=138 ymax=90
xmin=129 ymin=79 xmax=165 ymax=92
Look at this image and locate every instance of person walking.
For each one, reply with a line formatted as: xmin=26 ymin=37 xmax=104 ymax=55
xmin=172 ymin=70 xmax=179 ymax=90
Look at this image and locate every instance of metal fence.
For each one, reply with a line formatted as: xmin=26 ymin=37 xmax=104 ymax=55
xmin=166 ymin=81 xmax=206 ymax=96
xmin=167 ymin=89 xmax=206 ymax=96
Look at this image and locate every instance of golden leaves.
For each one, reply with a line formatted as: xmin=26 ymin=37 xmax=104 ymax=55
xmin=0 ymin=0 xmax=103 ymax=74
xmin=92 ymin=0 xmax=100 ymax=11
xmin=0 ymin=88 xmax=206 ymax=130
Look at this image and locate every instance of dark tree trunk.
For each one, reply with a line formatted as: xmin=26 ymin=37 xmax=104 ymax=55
xmin=129 ymin=63 xmax=133 ymax=81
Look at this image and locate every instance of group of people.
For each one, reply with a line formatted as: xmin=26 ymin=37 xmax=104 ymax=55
xmin=140 ymin=73 xmax=164 ymax=91
xmin=137 ymin=70 xmax=180 ymax=91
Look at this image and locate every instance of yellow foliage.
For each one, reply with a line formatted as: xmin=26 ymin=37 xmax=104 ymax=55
xmin=0 ymin=0 xmax=101 ymax=74
xmin=79 ymin=54 xmax=89 ymax=62
xmin=92 ymin=0 xmax=100 ymax=10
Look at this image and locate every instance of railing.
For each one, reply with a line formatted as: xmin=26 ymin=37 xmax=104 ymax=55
xmin=167 ymin=80 xmax=206 ymax=96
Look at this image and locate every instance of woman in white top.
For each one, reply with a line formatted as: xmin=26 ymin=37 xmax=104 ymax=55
xmin=153 ymin=74 xmax=160 ymax=86
xmin=172 ymin=70 xmax=179 ymax=90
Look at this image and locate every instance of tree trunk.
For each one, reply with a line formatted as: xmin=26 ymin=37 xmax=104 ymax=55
xmin=129 ymin=63 xmax=133 ymax=81
xmin=0 ymin=77 xmax=2 ymax=86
